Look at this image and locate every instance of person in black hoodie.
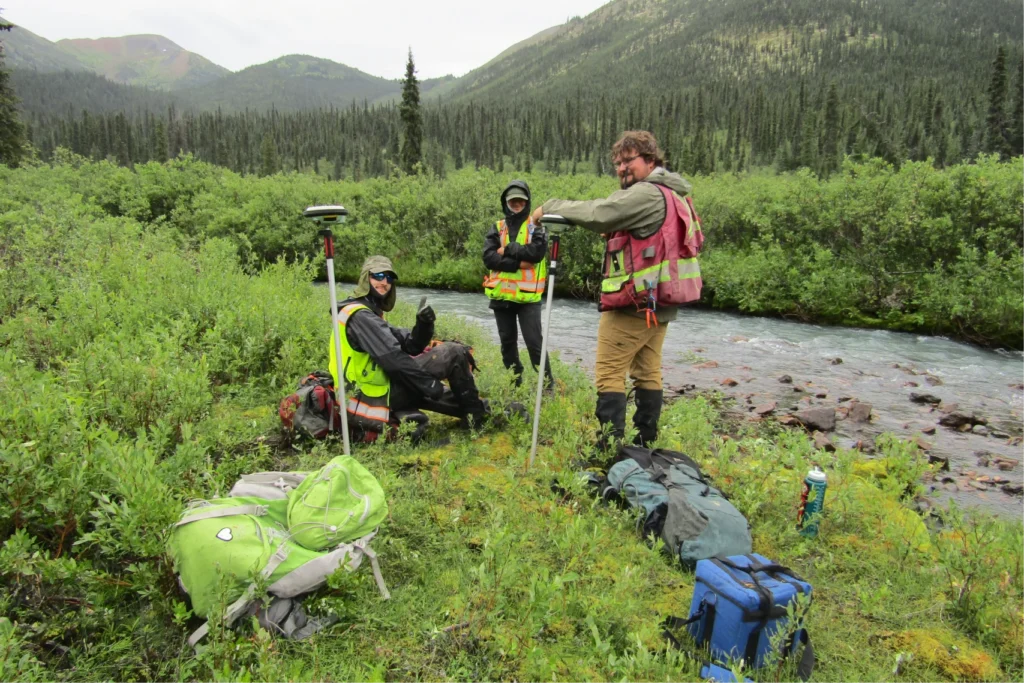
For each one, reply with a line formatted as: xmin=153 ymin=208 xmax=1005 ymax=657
xmin=482 ymin=180 xmax=554 ymax=390
xmin=330 ymin=255 xmax=491 ymax=438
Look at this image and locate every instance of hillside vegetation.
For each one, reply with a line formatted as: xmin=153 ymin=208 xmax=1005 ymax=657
xmin=0 ymin=156 xmax=1021 ymax=681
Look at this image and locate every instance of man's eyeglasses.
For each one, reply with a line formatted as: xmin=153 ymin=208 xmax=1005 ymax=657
xmin=370 ymin=272 xmax=395 ymax=284
xmin=613 ymin=154 xmax=641 ymax=168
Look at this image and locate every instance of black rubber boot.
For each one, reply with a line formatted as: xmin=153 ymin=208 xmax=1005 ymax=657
xmin=594 ymin=392 xmax=627 ymax=451
xmin=632 ymin=388 xmax=663 ymax=447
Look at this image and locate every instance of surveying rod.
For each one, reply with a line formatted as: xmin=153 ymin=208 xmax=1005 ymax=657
xmin=303 ymin=205 xmax=351 ymax=455
xmin=529 ymin=214 xmax=572 ymax=468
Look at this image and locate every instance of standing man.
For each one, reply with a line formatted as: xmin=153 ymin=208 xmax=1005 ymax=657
xmin=530 ymin=131 xmax=703 ymax=448
xmin=482 ymin=180 xmax=554 ymax=390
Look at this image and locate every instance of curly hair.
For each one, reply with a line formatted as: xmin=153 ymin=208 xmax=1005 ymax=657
xmin=611 ymin=130 xmax=665 ymax=167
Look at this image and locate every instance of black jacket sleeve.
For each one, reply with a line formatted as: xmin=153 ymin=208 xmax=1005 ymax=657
xmin=390 ymin=318 xmax=434 ymax=356
xmin=503 ymin=224 xmax=548 ymax=263
xmin=482 ymin=223 xmax=521 ymax=273
xmin=345 ymin=310 xmax=444 ymax=400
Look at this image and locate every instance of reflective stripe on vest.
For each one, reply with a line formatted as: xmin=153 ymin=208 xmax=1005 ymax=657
xmin=601 ymin=258 xmax=701 ymax=293
xmin=598 ymin=184 xmax=704 ymax=309
xmin=329 ymin=303 xmax=391 ymax=428
xmin=483 ymin=220 xmax=547 ymax=303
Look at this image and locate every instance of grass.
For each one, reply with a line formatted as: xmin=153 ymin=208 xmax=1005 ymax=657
xmin=0 ymin=161 xmax=1021 ymax=682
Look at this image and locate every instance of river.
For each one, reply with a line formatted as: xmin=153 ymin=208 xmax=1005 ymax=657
xmin=341 ymin=283 xmax=1024 ymax=518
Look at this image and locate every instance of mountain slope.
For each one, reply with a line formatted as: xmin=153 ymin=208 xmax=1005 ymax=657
xmin=0 ymin=23 xmax=90 ymax=72
xmin=182 ymin=54 xmax=402 ymax=111
xmin=56 ymin=34 xmax=229 ymax=90
xmin=444 ymin=0 xmax=1024 ymax=102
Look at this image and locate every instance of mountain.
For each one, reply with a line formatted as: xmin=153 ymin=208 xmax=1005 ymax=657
xmin=56 ymin=34 xmax=229 ymax=90
xmin=443 ymin=0 xmax=1023 ymax=103
xmin=180 ymin=55 xmax=466 ymax=112
xmin=0 ymin=23 xmax=89 ymax=72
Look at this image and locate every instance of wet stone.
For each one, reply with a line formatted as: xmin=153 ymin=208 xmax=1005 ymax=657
xmin=794 ymin=407 xmax=837 ymax=432
xmin=778 ymin=374 xmax=793 ymax=384
xmin=848 ymin=401 xmax=873 ymax=423
xmin=910 ymin=392 xmax=942 ymax=405
xmin=830 ymin=358 xmax=843 ymax=365
xmin=972 ymin=424 xmax=990 ymax=437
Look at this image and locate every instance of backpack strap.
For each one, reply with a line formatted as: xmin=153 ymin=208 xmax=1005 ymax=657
xmin=175 ymin=503 xmax=269 ymax=526
xmin=188 ymin=543 xmax=293 ymax=646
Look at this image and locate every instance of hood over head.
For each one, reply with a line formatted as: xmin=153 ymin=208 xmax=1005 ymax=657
xmin=643 ymin=166 xmax=693 ymax=196
xmin=351 ymin=255 xmax=398 ymax=312
xmin=500 ymin=180 xmax=532 ymax=228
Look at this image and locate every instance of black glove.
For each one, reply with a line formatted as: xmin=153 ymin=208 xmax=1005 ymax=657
xmin=416 ymin=305 xmax=436 ymax=325
xmin=421 ymin=377 xmax=444 ymax=400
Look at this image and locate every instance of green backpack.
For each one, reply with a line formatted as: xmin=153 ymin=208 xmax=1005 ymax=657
xmin=167 ymin=456 xmax=390 ymax=645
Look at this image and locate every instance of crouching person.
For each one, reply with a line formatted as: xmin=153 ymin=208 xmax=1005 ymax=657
xmin=329 ymin=256 xmax=493 ymax=442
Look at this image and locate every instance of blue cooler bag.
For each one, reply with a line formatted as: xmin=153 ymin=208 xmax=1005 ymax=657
xmin=669 ymin=554 xmax=815 ymax=680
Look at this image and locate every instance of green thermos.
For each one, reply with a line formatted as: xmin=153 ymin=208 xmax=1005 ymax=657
xmin=798 ymin=466 xmax=827 ymax=537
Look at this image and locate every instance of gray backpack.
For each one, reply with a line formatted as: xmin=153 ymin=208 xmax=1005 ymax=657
xmin=605 ymin=446 xmax=752 ymax=567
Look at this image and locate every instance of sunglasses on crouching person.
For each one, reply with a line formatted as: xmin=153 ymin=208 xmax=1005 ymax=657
xmin=370 ymin=272 xmax=396 ymax=283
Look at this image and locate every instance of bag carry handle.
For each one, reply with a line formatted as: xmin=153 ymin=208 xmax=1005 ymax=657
xmin=716 ymin=556 xmax=805 ymax=582
xmin=662 ymin=598 xmax=716 ymax=649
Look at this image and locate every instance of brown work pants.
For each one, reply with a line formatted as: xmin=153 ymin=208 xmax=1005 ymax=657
xmin=595 ymin=309 xmax=669 ymax=394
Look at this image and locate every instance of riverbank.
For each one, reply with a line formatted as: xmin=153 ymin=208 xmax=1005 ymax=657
xmin=1 ymin=154 xmax=1021 ymax=681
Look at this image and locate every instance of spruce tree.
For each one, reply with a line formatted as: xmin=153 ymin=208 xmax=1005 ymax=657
xmin=985 ymin=47 xmax=1010 ymax=158
xmin=1010 ymin=55 xmax=1024 ymax=157
xmin=0 ymin=20 xmax=28 ymax=168
xmin=399 ymin=49 xmax=422 ymax=174
xmin=259 ymin=133 xmax=279 ymax=176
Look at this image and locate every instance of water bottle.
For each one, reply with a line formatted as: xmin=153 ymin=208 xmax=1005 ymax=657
xmin=798 ymin=466 xmax=828 ymax=537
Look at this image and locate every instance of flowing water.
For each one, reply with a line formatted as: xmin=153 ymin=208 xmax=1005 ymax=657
xmin=340 ymin=283 xmax=1024 ymax=518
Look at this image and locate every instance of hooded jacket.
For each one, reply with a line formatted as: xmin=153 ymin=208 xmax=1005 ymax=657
xmin=335 ymin=256 xmax=443 ymax=400
xmin=482 ymin=180 xmax=548 ymax=310
xmin=538 ymin=167 xmax=693 ymax=322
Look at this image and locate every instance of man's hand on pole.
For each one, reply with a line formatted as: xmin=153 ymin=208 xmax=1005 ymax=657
xmin=530 ymin=206 xmax=545 ymax=224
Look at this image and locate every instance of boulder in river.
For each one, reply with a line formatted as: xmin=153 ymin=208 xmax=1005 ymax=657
xmin=720 ymin=378 xmax=739 ymax=387
xmin=794 ymin=407 xmax=837 ymax=432
xmin=778 ymin=375 xmax=793 ymax=384
xmin=910 ymin=392 xmax=942 ymax=405
xmin=754 ymin=402 xmax=777 ymax=416
xmin=938 ymin=410 xmax=986 ymax=429
xmin=830 ymin=357 xmax=843 ymax=365
xmin=972 ymin=424 xmax=990 ymax=437
xmin=848 ymin=401 xmax=873 ymax=423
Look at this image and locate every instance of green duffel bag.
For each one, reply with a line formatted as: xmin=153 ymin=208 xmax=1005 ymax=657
xmin=286 ymin=455 xmax=388 ymax=551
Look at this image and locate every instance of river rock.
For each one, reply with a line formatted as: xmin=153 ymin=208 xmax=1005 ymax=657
xmin=848 ymin=401 xmax=873 ymax=423
xmin=1009 ymin=383 xmax=1024 ymax=391
xmin=694 ymin=361 xmax=718 ymax=369
xmin=815 ymin=391 xmax=828 ymax=399
xmin=830 ymin=357 xmax=843 ymax=365
xmin=924 ymin=374 xmax=944 ymax=386
xmin=921 ymin=424 xmax=936 ymax=435
xmin=939 ymin=410 xmax=985 ymax=429
xmin=972 ymin=424 xmax=990 ymax=437
xmin=927 ymin=453 xmax=950 ymax=471
xmin=793 ymin=386 xmax=805 ymax=393
xmin=720 ymin=378 xmax=739 ymax=387
xmin=993 ymin=457 xmax=1019 ymax=471
xmin=854 ymin=439 xmax=876 ymax=453
xmin=812 ymin=431 xmax=836 ymax=452
xmin=754 ymin=402 xmax=777 ymax=416
xmin=778 ymin=374 xmax=793 ymax=384
xmin=729 ymin=335 xmax=750 ymax=343
xmin=910 ymin=392 xmax=942 ymax=405
xmin=903 ymin=381 xmax=920 ymax=388
xmin=1003 ymin=483 xmax=1024 ymax=496
xmin=794 ymin=407 xmax=836 ymax=432
xmin=776 ymin=415 xmax=800 ymax=426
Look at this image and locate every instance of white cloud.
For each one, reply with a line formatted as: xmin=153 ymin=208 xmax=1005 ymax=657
xmin=3 ymin=0 xmax=610 ymax=78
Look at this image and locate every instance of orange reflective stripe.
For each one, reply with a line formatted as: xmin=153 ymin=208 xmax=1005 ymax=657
xmin=347 ymin=397 xmax=389 ymax=424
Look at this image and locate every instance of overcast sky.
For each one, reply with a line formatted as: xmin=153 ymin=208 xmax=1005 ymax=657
xmin=3 ymin=0 xmax=611 ymax=79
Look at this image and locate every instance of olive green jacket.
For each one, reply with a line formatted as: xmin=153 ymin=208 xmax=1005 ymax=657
xmin=540 ymin=167 xmax=693 ymax=322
